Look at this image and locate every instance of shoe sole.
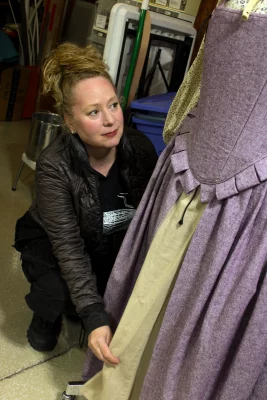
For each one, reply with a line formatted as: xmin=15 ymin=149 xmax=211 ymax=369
xmin=27 ymin=330 xmax=57 ymax=352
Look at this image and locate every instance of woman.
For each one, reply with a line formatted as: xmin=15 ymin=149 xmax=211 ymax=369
xmin=14 ymin=42 xmax=157 ymax=353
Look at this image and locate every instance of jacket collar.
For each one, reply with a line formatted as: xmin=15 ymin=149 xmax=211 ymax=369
xmin=65 ymin=132 xmax=131 ymax=175
xmin=66 ymin=133 xmax=129 ymax=162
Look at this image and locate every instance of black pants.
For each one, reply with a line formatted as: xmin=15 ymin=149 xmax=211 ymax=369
xmin=14 ymin=212 xmax=76 ymax=323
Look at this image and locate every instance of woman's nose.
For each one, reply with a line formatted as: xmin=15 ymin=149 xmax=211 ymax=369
xmin=103 ymin=110 xmax=115 ymax=126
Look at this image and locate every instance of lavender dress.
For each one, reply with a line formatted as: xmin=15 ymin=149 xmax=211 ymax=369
xmin=82 ymin=3 xmax=267 ymax=399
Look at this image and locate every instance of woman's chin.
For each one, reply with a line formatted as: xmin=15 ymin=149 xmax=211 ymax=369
xmin=103 ymin=131 xmax=123 ymax=147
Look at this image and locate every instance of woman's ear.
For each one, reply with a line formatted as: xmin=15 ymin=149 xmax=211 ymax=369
xmin=64 ymin=114 xmax=75 ymax=133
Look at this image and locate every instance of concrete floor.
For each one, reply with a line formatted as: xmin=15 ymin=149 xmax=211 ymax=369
xmin=0 ymin=120 xmax=86 ymax=399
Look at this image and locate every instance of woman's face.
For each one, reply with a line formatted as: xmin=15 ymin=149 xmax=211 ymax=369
xmin=68 ymin=76 xmax=124 ymax=150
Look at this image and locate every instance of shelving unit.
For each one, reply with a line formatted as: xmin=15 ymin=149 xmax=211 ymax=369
xmin=118 ymin=0 xmax=198 ymax=23
xmin=88 ymin=0 xmax=200 ymax=99
xmin=89 ymin=0 xmax=200 ymax=55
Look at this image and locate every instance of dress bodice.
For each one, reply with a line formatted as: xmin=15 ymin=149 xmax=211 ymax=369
xmin=185 ymin=5 xmax=267 ymax=198
xmin=169 ymin=4 xmax=267 ymax=202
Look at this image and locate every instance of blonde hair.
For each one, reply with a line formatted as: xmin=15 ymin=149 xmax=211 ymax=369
xmin=42 ymin=42 xmax=113 ymax=121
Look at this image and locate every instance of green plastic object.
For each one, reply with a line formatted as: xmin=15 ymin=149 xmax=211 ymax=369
xmin=122 ymin=7 xmax=147 ymax=112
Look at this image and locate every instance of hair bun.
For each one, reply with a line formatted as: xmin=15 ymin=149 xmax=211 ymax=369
xmin=41 ymin=42 xmax=113 ymax=117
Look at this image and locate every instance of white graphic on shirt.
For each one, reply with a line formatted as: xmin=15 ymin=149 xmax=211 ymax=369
xmin=117 ymin=193 xmax=135 ymax=209
xmin=103 ymin=193 xmax=135 ymax=235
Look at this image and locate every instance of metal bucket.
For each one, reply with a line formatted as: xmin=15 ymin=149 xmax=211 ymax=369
xmin=26 ymin=112 xmax=62 ymax=161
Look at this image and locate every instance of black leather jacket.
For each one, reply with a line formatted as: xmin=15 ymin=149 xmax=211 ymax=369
xmin=29 ymin=128 xmax=157 ymax=329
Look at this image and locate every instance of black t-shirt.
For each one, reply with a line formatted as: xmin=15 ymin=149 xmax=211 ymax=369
xmin=90 ymin=159 xmax=135 ymax=295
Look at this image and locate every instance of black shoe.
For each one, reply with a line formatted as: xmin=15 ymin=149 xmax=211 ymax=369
xmin=27 ymin=314 xmax=62 ymax=352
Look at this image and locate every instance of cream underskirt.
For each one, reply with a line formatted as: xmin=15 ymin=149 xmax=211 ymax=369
xmin=81 ymin=190 xmax=206 ymax=400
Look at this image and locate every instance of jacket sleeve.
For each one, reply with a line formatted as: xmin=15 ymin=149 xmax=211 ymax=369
xmin=35 ymin=156 xmax=105 ymax=318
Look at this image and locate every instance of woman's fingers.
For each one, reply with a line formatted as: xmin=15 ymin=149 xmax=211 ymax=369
xmin=88 ymin=326 xmax=120 ymax=365
xmin=98 ymin=340 xmax=120 ymax=365
xmin=93 ymin=346 xmax=105 ymax=362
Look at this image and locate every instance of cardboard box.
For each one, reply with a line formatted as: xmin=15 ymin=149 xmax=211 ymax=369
xmin=0 ymin=66 xmax=30 ymax=121
xmin=39 ymin=0 xmax=67 ymax=59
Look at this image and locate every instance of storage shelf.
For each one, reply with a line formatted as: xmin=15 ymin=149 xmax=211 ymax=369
xmin=92 ymin=26 xmax=108 ymax=34
xmin=118 ymin=0 xmax=196 ymax=23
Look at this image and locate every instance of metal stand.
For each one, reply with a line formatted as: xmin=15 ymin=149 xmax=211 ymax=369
xmin=12 ymin=153 xmax=36 ymax=191
xmin=62 ymin=381 xmax=84 ymax=399
xmin=62 ymin=393 xmax=75 ymax=400
xmin=12 ymin=161 xmax=25 ymax=191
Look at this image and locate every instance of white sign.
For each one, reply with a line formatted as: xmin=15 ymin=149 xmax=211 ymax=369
xmin=155 ymin=0 xmax=168 ymax=6
xmin=168 ymin=0 xmax=182 ymax=10
xmin=95 ymin=14 xmax=107 ymax=29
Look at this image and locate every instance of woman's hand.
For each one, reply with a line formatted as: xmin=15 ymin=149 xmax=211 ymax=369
xmin=88 ymin=326 xmax=120 ymax=365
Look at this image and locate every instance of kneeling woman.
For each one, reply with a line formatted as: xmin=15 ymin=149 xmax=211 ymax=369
xmin=14 ymin=42 xmax=157 ymax=353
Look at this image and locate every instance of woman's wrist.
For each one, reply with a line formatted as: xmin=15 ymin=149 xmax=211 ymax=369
xmin=80 ymin=303 xmax=110 ymax=335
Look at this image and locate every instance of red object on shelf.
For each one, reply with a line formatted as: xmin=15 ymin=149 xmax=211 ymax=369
xmin=22 ymin=66 xmax=41 ymax=119
xmin=39 ymin=0 xmax=66 ymax=58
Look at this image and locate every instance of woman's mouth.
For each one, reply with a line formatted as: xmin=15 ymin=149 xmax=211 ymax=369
xmin=104 ymin=130 xmax=118 ymax=138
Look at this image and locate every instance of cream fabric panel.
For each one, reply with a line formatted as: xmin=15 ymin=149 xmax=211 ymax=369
xmin=81 ymin=191 xmax=206 ymax=400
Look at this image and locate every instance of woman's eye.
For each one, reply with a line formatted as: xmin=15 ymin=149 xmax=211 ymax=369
xmin=110 ymin=102 xmax=119 ymax=109
xmin=88 ymin=110 xmax=99 ymax=116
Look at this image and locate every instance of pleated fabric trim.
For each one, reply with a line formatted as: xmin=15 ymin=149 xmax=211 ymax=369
xmin=171 ymin=133 xmax=267 ymax=202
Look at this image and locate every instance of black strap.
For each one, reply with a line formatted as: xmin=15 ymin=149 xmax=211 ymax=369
xmin=178 ymin=188 xmax=198 ymax=226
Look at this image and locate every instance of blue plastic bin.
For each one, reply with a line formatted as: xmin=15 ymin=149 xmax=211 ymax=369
xmin=130 ymin=93 xmax=176 ymax=156
xmin=130 ymin=92 xmax=176 ymax=113
xmin=132 ymin=116 xmax=165 ymax=156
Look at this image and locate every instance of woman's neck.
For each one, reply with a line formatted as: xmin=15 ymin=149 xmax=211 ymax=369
xmin=85 ymin=145 xmax=117 ymax=176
